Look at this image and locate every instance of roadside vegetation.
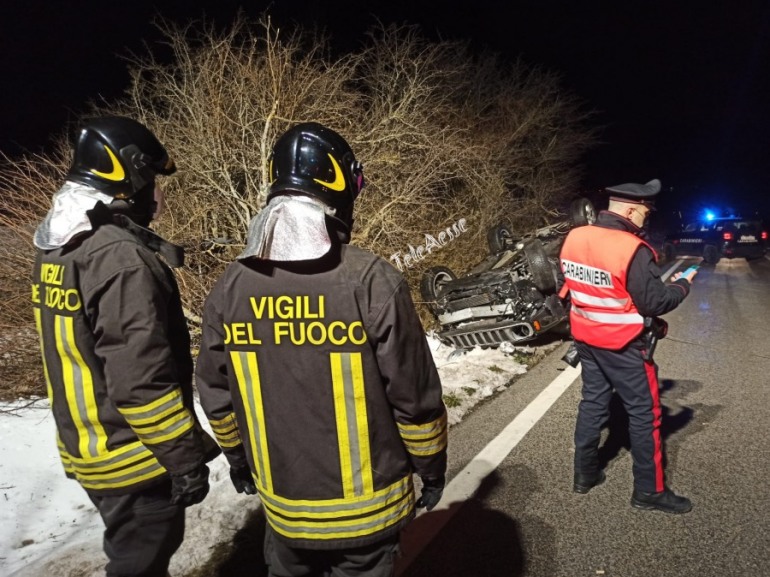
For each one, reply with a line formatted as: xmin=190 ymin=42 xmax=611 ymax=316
xmin=0 ymin=14 xmax=596 ymax=400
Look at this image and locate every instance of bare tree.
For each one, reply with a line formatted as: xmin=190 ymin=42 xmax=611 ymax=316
xmin=0 ymin=14 xmax=595 ymax=398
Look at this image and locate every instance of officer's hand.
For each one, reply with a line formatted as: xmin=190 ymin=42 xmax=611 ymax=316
xmin=170 ymin=464 xmax=210 ymax=507
xmin=416 ymin=475 xmax=445 ymax=511
xmin=672 ymin=268 xmax=698 ymax=283
xmin=230 ymin=465 xmax=257 ymax=495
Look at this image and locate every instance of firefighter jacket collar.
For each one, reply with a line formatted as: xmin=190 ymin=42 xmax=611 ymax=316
xmin=33 ymin=181 xmax=114 ymax=250
xmin=238 ymin=194 xmax=337 ymax=262
xmin=112 ymin=212 xmax=185 ymax=268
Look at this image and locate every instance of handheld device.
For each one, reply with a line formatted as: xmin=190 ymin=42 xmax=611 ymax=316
xmin=683 ymin=265 xmax=699 ymax=276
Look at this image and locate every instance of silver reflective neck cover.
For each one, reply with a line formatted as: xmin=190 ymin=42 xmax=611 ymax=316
xmin=237 ymin=195 xmax=335 ymax=262
xmin=33 ymin=181 xmax=114 ymax=250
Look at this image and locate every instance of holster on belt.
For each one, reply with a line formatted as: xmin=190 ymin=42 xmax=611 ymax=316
xmin=641 ymin=317 xmax=668 ymax=361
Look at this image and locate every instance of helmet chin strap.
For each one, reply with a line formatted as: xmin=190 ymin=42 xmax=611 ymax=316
xmin=325 ymin=213 xmax=352 ymax=244
xmin=108 ymin=184 xmax=156 ymax=228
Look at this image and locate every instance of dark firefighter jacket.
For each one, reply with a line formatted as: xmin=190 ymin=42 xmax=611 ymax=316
xmin=195 ymin=243 xmax=448 ymax=550
xmin=32 ymin=216 xmax=217 ymax=496
xmin=559 ymin=211 xmax=691 ymax=349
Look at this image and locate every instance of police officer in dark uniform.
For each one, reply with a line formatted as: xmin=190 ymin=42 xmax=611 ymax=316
xmin=559 ymin=178 xmax=697 ymax=514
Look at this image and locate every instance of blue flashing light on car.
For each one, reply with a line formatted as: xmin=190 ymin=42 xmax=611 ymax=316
xmin=705 ymin=211 xmax=716 ymax=221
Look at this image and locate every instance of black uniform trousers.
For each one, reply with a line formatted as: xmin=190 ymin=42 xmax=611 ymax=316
xmin=264 ymin=524 xmax=400 ymax=577
xmin=573 ymin=340 xmax=665 ymax=493
xmin=87 ymin=480 xmax=185 ymax=577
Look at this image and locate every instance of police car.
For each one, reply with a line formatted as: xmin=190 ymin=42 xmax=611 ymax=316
xmin=661 ymin=216 xmax=767 ymax=263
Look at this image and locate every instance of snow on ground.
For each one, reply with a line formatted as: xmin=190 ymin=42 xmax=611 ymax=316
xmin=0 ymin=335 xmax=559 ymax=577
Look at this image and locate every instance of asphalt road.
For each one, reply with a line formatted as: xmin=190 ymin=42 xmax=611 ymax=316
xmin=397 ymin=254 xmax=770 ymax=577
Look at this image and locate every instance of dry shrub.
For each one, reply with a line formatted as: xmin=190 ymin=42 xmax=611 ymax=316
xmin=0 ymin=14 xmax=595 ymax=398
xmin=0 ymin=146 xmax=70 ymax=398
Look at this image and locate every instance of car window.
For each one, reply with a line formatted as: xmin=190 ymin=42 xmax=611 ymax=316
xmin=684 ymin=223 xmax=698 ymax=232
xmin=734 ymin=221 xmax=758 ymax=232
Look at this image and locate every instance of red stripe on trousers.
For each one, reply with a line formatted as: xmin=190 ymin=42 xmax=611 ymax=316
xmin=644 ymin=360 xmax=665 ymax=492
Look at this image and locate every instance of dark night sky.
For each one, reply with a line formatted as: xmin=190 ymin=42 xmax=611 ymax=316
xmin=3 ymin=1 xmax=770 ymax=217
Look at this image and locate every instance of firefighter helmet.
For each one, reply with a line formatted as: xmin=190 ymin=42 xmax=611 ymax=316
xmin=67 ymin=116 xmax=176 ymax=200
xmin=267 ymin=122 xmax=364 ymax=228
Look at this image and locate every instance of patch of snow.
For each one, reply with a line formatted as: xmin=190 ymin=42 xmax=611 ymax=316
xmin=0 ymin=335 xmax=559 ymax=576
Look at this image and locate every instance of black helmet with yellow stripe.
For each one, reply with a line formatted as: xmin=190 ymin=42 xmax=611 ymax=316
xmin=267 ymin=122 xmax=364 ymax=230
xmin=67 ymin=116 xmax=176 ymax=200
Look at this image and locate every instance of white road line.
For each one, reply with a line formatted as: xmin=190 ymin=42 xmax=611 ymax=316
xmin=662 ymin=258 xmax=686 ymax=280
xmin=397 ymin=256 xmax=685 ymax=573
xmin=397 ymin=364 xmax=582 ymax=573
xmin=432 ymin=364 xmax=581 ymax=510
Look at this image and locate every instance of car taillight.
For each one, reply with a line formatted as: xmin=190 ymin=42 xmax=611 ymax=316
xmin=762 ymin=231 xmax=768 ymax=240
xmin=723 ymin=232 xmax=733 ymax=241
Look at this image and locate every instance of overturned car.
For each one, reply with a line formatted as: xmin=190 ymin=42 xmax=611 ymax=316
xmin=420 ymin=199 xmax=595 ymax=349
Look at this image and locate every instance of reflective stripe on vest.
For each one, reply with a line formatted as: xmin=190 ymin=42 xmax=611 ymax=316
xmin=561 ymin=226 xmax=653 ymax=349
xmin=571 ymin=306 xmax=644 ymax=325
xmin=569 ymin=289 xmax=630 ymax=308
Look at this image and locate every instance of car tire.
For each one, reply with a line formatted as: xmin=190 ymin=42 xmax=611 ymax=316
xmin=703 ymin=244 xmax=720 ymax=264
xmin=661 ymin=242 xmax=676 ymax=263
xmin=569 ymin=198 xmax=597 ymax=227
xmin=487 ymin=224 xmax=512 ymax=254
xmin=524 ymin=240 xmax=557 ymax=293
xmin=420 ymin=266 xmax=457 ymax=314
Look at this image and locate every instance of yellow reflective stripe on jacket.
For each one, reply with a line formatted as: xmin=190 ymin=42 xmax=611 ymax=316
xmin=209 ymin=413 xmax=242 ymax=448
xmin=398 ymin=412 xmax=448 ymax=457
xmin=230 ymin=351 xmax=273 ymax=492
xmin=261 ymin=474 xmax=415 ymax=541
xmin=33 ymin=308 xmax=54 ymax=402
xmin=68 ymin=440 xmax=166 ymax=490
xmin=117 ymin=388 xmax=194 ymax=445
xmin=330 ymin=352 xmax=373 ymax=498
xmin=77 ymin=457 xmax=166 ymax=490
xmin=261 ymin=474 xmax=412 ymax=519
xmin=131 ymin=410 xmax=194 ymax=445
xmin=118 ymin=389 xmax=185 ymax=425
xmin=54 ymin=315 xmax=108 ymax=458
xmin=57 ymin=433 xmax=74 ymax=475
xmin=69 ymin=440 xmax=158 ymax=471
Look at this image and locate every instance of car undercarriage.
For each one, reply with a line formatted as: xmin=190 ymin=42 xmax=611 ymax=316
xmin=421 ymin=198 xmax=595 ymax=349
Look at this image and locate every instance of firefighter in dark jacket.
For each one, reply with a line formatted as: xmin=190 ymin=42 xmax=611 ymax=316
xmin=195 ymin=122 xmax=448 ymax=576
xmin=32 ymin=116 xmax=219 ymax=577
xmin=559 ymin=178 xmax=697 ymax=514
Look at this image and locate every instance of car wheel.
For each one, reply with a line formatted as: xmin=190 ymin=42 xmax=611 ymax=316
xmin=569 ymin=198 xmax=597 ymax=227
xmin=524 ymin=240 xmax=557 ymax=293
xmin=661 ymin=242 xmax=676 ymax=263
xmin=487 ymin=224 xmax=512 ymax=254
xmin=420 ymin=266 xmax=457 ymax=314
xmin=703 ymin=244 xmax=720 ymax=264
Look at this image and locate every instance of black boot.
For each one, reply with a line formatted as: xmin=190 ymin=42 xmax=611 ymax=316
xmin=631 ymin=488 xmax=692 ymax=514
xmin=573 ymin=470 xmax=606 ymax=494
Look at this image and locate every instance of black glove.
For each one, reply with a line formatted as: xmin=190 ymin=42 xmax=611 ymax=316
xmin=416 ymin=475 xmax=445 ymax=511
xmin=230 ymin=466 xmax=257 ymax=495
xmin=170 ymin=464 xmax=210 ymax=507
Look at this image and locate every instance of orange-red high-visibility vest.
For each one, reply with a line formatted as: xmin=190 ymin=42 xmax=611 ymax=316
xmin=560 ymin=226 xmax=656 ymax=349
